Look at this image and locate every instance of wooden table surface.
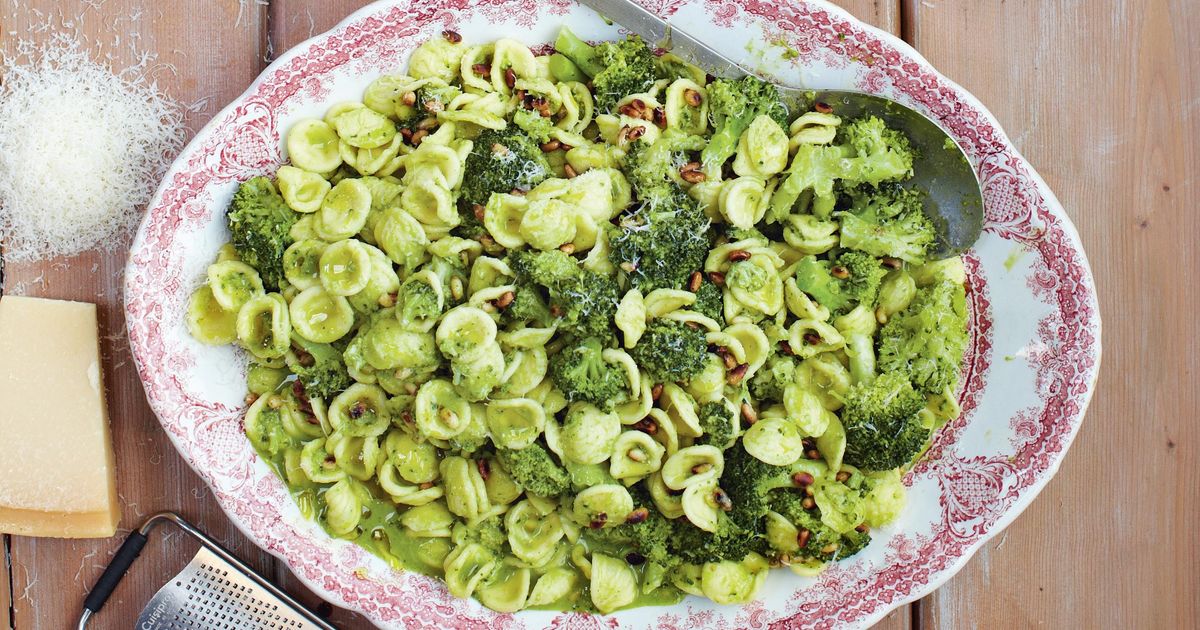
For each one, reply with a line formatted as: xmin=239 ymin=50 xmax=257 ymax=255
xmin=1 ymin=1 xmax=1196 ymax=628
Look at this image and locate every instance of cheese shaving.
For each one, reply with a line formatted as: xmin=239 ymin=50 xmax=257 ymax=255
xmin=0 ymin=33 xmax=184 ymax=261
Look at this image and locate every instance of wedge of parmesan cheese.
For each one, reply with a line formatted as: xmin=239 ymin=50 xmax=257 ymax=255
xmin=0 ymin=296 xmax=120 ymax=538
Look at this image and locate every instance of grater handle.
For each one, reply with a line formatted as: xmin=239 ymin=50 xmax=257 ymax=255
xmin=81 ymin=530 xmax=148 ymax=614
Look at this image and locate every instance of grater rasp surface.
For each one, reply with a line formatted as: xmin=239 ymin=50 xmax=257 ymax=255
xmin=136 ymin=547 xmax=321 ymax=629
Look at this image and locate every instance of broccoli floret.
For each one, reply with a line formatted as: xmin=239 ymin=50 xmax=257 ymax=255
xmin=624 ymin=509 xmax=675 ymax=568
xmin=509 ymin=249 xmax=581 ymax=287
xmin=793 ymin=251 xmax=887 ymax=316
xmin=456 ymin=514 xmax=507 ymax=554
xmin=721 ymin=444 xmax=877 ymax=563
xmin=876 ymin=279 xmax=968 ymax=395
xmin=496 ymin=442 xmax=570 ymax=497
xmin=289 ymin=337 xmax=352 ymax=400
xmin=721 ymin=445 xmax=817 ymax=527
xmin=701 ymin=76 xmax=788 ymax=169
xmin=555 ymin=29 xmax=657 ymax=113
xmin=512 ymin=107 xmax=556 ymax=143
xmin=549 ymin=337 xmax=628 ymax=408
xmin=840 ymin=372 xmax=929 ymax=471
xmin=415 ymin=83 xmax=461 ymax=118
xmin=837 ymin=183 xmax=937 ymax=264
xmin=501 ymin=279 xmax=553 ymax=326
xmin=459 ymin=127 xmax=552 ymax=206
xmin=555 ymin=271 xmax=621 ymax=338
xmin=668 ymin=516 xmax=766 ymax=565
xmin=691 ymin=280 xmax=725 ymax=326
xmin=590 ymin=37 xmax=658 ymax=110
xmin=396 ymin=279 xmax=442 ymax=327
xmin=611 ymin=134 xmax=713 ymax=291
xmin=836 ymin=116 xmax=915 ymax=185
xmin=608 ymin=191 xmax=711 ymax=292
xmin=725 ymin=224 xmax=770 ymax=243
xmin=769 ymin=114 xmax=917 ymax=222
xmin=748 ymin=354 xmax=798 ymax=403
xmin=582 ymin=497 xmax=678 ymax=575
xmin=451 ymin=204 xmax=488 ymax=240
xmin=838 ymin=527 xmax=872 ymax=557
xmin=509 ymin=250 xmax=619 ymax=337
xmin=227 ymin=177 xmax=298 ymax=290
xmin=771 ymin=494 xmax=869 ymax=562
xmin=696 ymin=401 xmax=737 ymax=448
xmin=623 ymin=132 xmax=708 ymax=208
xmin=629 ymin=319 xmax=707 ymax=383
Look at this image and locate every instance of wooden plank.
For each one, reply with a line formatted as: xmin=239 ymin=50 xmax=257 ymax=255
xmin=2 ymin=537 xmax=10 ymax=630
xmin=0 ymin=2 xmax=276 ymax=629
xmin=909 ymin=0 xmax=1200 ymax=628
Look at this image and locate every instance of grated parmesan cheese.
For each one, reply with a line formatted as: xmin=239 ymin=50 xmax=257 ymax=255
xmin=0 ymin=33 xmax=184 ymax=261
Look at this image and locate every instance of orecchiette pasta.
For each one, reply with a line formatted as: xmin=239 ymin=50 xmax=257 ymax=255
xmin=414 ymin=379 xmax=472 ymax=440
xmin=485 ymin=398 xmax=546 ymax=449
xmin=201 ymin=28 xmax=969 ymax=614
xmin=322 ymin=478 xmax=364 ymax=537
xmin=608 ymin=430 xmax=665 ymax=481
xmin=186 ymin=285 xmax=238 ymax=345
xmin=560 ymin=403 xmax=620 ymax=465
xmin=661 ymin=445 xmax=724 ymax=490
xmin=236 ymin=293 xmax=290 ymax=359
xmin=317 ymin=178 xmax=372 ymax=241
xmin=590 ymin=553 xmax=638 ymax=614
xmin=207 ymin=260 xmax=264 ymax=312
xmin=288 ymin=286 xmax=354 ymax=343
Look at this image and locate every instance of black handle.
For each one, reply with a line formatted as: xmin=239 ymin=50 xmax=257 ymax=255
xmin=82 ymin=530 xmax=148 ymax=613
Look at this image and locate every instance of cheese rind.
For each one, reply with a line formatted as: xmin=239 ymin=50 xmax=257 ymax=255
xmin=0 ymin=295 xmax=119 ymax=538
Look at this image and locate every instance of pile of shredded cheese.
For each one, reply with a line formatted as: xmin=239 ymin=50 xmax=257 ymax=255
xmin=0 ymin=34 xmax=184 ymax=261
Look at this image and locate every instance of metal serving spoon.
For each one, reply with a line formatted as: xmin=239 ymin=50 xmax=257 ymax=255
xmin=576 ymin=0 xmax=984 ymax=257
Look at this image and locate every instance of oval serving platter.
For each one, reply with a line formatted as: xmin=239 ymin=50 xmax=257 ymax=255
xmin=124 ymin=1 xmax=1102 ymax=627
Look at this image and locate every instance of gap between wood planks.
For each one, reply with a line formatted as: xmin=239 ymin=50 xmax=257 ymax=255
xmin=4 ymin=535 xmax=13 ymax=630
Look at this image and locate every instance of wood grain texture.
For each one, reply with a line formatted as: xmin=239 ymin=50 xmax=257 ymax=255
xmin=0 ymin=2 xmax=275 ymax=629
xmin=34 ymin=0 xmax=1200 ymax=628
xmin=909 ymin=1 xmax=1200 ymax=628
xmin=2 ymin=537 xmax=10 ymax=630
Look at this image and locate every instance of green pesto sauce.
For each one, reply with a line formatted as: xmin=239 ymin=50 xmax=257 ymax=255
xmin=1003 ymin=246 xmax=1024 ymax=271
xmin=220 ymin=273 xmax=254 ymax=301
xmin=257 ymin=447 xmax=686 ymax=612
xmin=770 ymin=37 xmax=800 ymax=61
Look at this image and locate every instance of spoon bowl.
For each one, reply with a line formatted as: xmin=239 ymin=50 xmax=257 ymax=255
xmin=793 ymin=89 xmax=984 ymax=257
xmin=579 ymin=0 xmax=985 ymax=256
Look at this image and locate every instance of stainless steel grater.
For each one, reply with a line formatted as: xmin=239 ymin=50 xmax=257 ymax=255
xmin=77 ymin=512 xmax=337 ymax=630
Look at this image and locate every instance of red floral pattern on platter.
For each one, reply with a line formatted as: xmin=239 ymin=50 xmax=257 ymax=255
xmin=124 ymin=1 xmax=1101 ymax=628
